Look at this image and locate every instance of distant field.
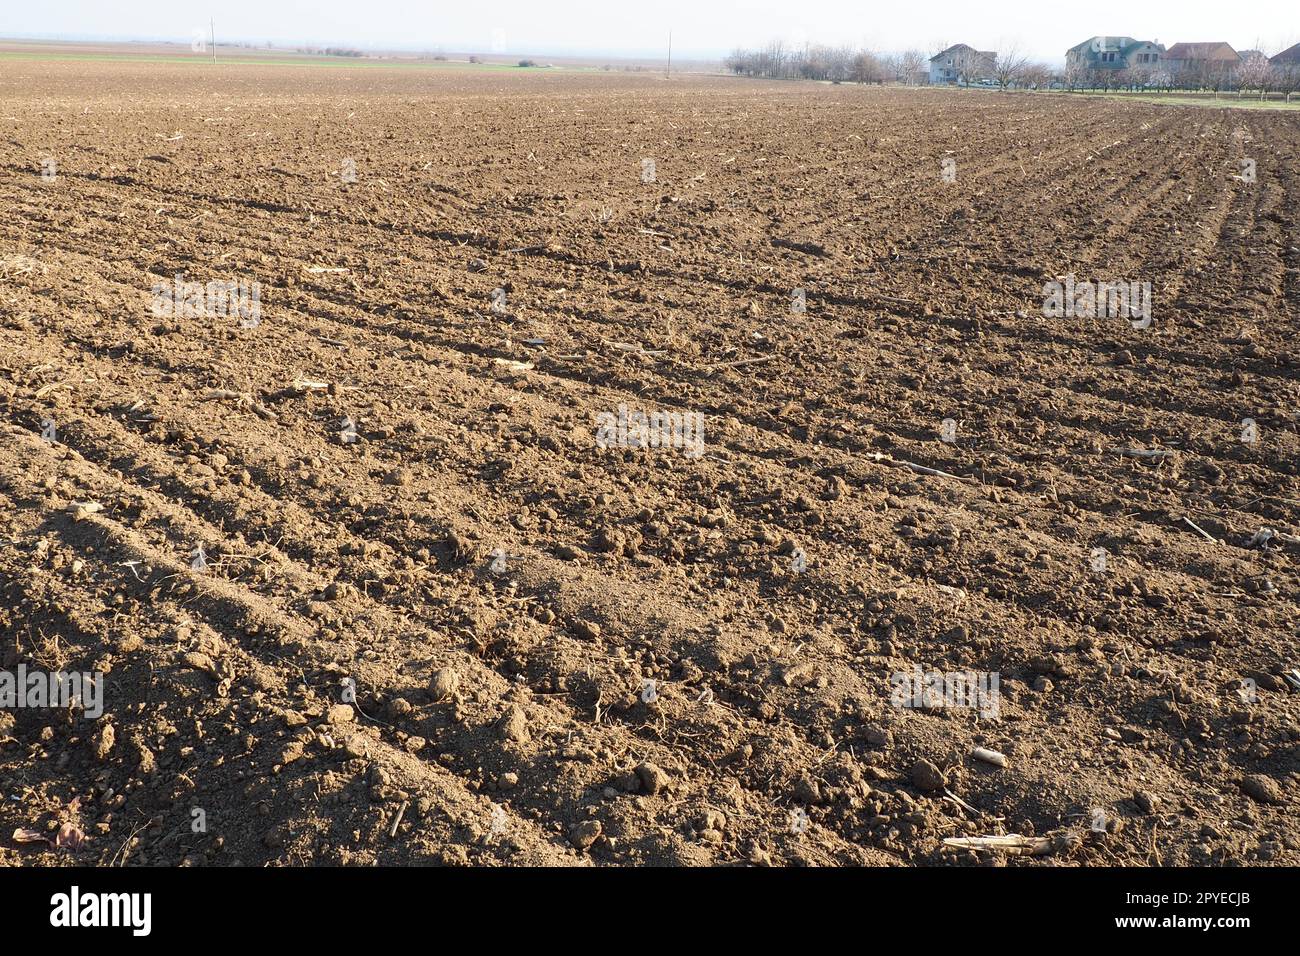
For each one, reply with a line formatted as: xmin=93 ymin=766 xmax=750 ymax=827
xmin=0 ymin=51 xmax=555 ymax=69
xmin=0 ymin=39 xmax=700 ymax=72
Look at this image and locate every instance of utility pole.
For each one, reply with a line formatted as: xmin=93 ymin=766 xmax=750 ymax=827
xmin=211 ymin=18 xmax=216 ymax=63
xmin=666 ymin=30 xmax=672 ymax=78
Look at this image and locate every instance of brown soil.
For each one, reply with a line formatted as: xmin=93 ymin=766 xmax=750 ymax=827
xmin=1 ymin=61 xmax=1298 ymax=867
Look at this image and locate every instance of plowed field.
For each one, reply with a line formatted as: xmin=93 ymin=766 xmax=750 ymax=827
xmin=2 ymin=61 xmax=1298 ymax=866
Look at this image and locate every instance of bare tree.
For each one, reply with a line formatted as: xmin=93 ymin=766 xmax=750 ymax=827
xmin=949 ymin=46 xmax=988 ymax=85
xmin=1062 ymin=60 xmax=1087 ymax=91
xmin=1089 ymin=66 xmax=1115 ymax=92
xmin=722 ymin=41 xmax=890 ymax=84
xmin=798 ymin=43 xmax=829 ymax=80
xmin=1129 ymin=58 xmax=1159 ymax=90
xmin=879 ymin=52 xmax=901 ymax=82
xmin=724 ymin=48 xmax=754 ymax=75
xmin=1236 ymin=49 xmax=1271 ymax=99
xmin=1276 ymin=62 xmax=1300 ymax=102
xmin=898 ymin=49 xmax=927 ymax=85
xmin=991 ymin=44 xmax=1029 ymax=90
xmin=758 ymin=40 xmax=787 ymax=79
xmin=848 ymin=50 xmax=887 ymax=84
xmin=1021 ymin=62 xmax=1054 ymax=89
xmin=830 ymin=46 xmax=856 ymax=83
xmin=1208 ymin=60 xmax=1235 ymax=94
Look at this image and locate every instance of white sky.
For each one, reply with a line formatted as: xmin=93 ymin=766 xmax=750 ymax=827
xmin=5 ymin=0 xmax=1297 ymax=62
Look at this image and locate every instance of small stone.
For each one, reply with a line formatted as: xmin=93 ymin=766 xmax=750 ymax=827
xmin=863 ymin=726 xmax=892 ymax=748
xmin=593 ymin=528 xmax=625 ymax=554
xmin=499 ymin=705 xmax=529 ymax=743
xmin=635 ymin=760 xmax=669 ymax=795
xmin=794 ymin=773 xmax=823 ymax=805
xmin=92 ymin=723 xmax=116 ymax=761
xmin=181 ymin=651 xmax=216 ymax=674
xmin=1134 ymin=790 xmax=1158 ymax=814
xmin=910 ymin=759 xmax=947 ymax=793
xmin=70 ymin=501 xmax=103 ymax=522
xmin=698 ymin=809 xmax=727 ymax=832
xmin=573 ymin=619 xmax=601 ymax=640
xmin=1240 ymin=774 xmax=1284 ymax=805
xmin=135 ymin=742 xmax=156 ymax=775
xmin=326 ymin=704 xmax=355 ymax=725
xmin=570 ymin=820 xmax=602 ymax=850
xmin=430 ymin=668 xmax=460 ymax=702
xmin=781 ymin=661 xmax=815 ymax=688
xmin=323 ymin=580 xmax=353 ymax=601
xmin=279 ymin=740 xmax=305 ymax=765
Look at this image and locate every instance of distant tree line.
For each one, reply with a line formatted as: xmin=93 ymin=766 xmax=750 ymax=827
xmin=294 ymin=46 xmax=364 ymax=57
xmin=724 ymin=42 xmax=928 ymax=85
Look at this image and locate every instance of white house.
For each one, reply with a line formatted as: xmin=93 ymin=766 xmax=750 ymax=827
xmin=929 ymin=44 xmax=997 ymax=85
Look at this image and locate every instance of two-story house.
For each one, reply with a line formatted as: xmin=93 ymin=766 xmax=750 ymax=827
xmin=929 ymin=44 xmax=997 ymax=85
